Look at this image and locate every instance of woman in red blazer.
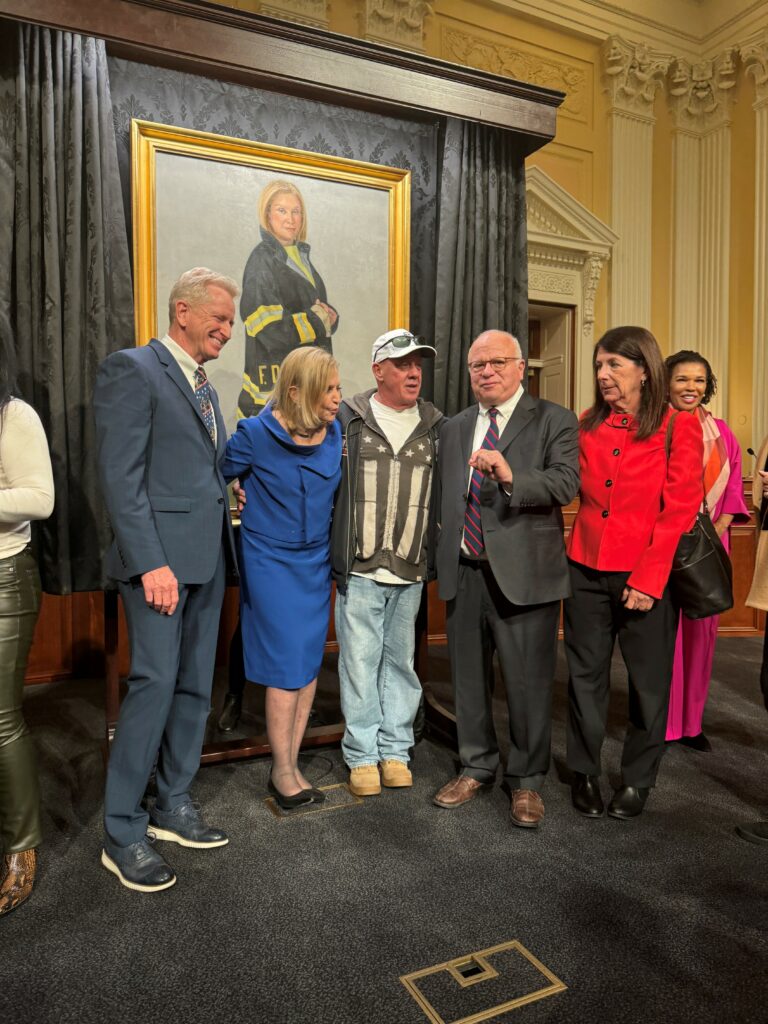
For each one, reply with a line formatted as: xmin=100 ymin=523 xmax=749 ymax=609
xmin=564 ymin=326 xmax=703 ymax=820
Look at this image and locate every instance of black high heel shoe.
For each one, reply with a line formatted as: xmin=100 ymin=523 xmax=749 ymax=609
xmin=303 ymin=787 xmax=326 ymax=803
xmin=267 ymin=776 xmax=313 ymax=810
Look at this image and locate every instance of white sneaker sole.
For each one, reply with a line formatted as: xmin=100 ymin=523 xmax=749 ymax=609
xmin=149 ymin=827 xmax=229 ymax=849
xmin=101 ymin=850 xmax=177 ymax=892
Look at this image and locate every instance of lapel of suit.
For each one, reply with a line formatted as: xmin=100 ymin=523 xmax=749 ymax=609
xmin=150 ymin=338 xmax=217 ymax=451
xmin=496 ymin=390 xmax=536 ymax=454
xmin=459 ymin=407 xmax=478 ymax=468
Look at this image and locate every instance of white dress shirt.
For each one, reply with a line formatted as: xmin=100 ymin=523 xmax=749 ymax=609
xmin=160 ymin=333 xmax=217 ymax=443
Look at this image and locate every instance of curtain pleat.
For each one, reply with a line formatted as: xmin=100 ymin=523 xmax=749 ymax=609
xmin=434 ymin=119 xmax=528 ymax=416
xmin=2 ymin=25 xmax=134 ymax=593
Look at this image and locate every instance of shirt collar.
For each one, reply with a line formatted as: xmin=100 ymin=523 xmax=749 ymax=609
xmin=478 ymin=386 xmax=524 ymax=423
xmin=160 ymin=333 xmax=200 ymax=387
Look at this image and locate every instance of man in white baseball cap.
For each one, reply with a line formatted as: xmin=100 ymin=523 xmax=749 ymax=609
xmin=330 ymin=329 xmax=443 ymax=797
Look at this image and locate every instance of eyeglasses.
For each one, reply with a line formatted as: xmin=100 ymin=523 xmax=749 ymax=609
xmin=373 ymin=333 xmax=423 ymax=359
xmin=468 ymin=357 xmax=521 ymax=375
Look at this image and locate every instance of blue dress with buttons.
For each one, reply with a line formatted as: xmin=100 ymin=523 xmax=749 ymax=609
xmin=222 ymin=409 xmax=342 ymax=689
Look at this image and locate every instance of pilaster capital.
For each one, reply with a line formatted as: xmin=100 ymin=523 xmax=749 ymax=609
xmin=740 ymin=31 xmax=768 ymax=106
xmin=602 ymin=36 xmax=671 ymax=118
xmin=668 ymin=49 xmax=738 ymax=132
xmin=259 ymin=0 xmax=329 ymax=29
xmin=361 ymin=0 xmax=434 ymax=52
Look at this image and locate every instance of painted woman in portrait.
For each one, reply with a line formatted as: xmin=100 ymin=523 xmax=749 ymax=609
xmin=237 ymin=179 xmax=339 ymax=418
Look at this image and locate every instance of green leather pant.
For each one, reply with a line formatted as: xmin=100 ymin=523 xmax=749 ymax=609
xmin=0 ymin=545 xmax=42 ymax=853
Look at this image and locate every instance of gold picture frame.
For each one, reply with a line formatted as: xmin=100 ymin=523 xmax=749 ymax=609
xmin=131 ymin=118 xmax=411 ymax=431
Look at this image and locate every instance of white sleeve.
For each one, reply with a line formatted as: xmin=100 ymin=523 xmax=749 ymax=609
xmin=0 ymin=400 xmax=55 ymax=524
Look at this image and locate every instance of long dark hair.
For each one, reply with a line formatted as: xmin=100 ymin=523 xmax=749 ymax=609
xmin=581 ymin=326 xmax=668 ymax=440
xmin=0 ymin=309 xmax=18 ymax=428
xmin=666 ymin=349 xmax=717 ymax=406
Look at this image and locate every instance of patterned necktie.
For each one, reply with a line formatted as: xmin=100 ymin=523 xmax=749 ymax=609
xmin=463 ymin=407 xmax=499 ymax=557
xmin=193 ymin=365 xmax=216 ymax=443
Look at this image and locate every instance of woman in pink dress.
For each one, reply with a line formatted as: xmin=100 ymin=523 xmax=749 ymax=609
xmin=665 ymin=350 xmax=749 ymax=750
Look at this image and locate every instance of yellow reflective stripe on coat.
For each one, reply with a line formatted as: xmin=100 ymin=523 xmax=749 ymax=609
xmin=292 ymin=312 xmax=316 ymax=343
xmin=244 ymin=305 xmax=283 ymax=336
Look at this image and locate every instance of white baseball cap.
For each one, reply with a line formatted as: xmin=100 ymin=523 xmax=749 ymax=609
xmin=371 ymin=329 xmax=437 ymax=365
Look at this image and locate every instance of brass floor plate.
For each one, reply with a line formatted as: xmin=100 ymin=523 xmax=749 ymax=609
xmin=264 ymin=782 xmax=363 ymax=819
xmin=400 ymin=940 xmax=566 ymax=1024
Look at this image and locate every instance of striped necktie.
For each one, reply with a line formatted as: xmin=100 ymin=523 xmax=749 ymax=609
xmin=193 ymin=365 xmax=216 ymax=443
xmin=463 ymin=407 xmax=499 ymax=557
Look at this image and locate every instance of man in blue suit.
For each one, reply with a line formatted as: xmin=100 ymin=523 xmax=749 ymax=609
xmin=94 ymin=268 xmax=238 ymax=892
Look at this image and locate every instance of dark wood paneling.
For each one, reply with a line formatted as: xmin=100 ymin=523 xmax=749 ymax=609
xmin=0 ymin=0 xmax=561 ymax=144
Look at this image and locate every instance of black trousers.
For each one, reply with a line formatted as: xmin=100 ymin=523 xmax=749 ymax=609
xmin=564 ymin=561 xmax=677 ymax=788
xmin=447 ymin=560 xmax=560 ymax=791
xmin=0 ymin=546 xmax=42 ymax=853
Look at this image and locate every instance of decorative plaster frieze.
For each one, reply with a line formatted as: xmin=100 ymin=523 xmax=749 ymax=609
xmin=361 ymin=0 xmax=433 ymax=52
xmin=529 ymin=270 xmax=576 ymax=296
xmin=441 ymin=27 xmax=587 ymax=122
xmin=668 ymin=49 xmax=738 ymax=130
xmin=741 ymin=32 xmax=768 ymax=105
xmin=527 ymin=196 xmax=590 ymax=241
xmin=603 ymin=36 xmax=671 ymax=117
xmin=259 ymin=0 xmax=329 ymax=29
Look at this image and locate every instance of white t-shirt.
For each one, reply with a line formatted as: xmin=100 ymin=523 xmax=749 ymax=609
xmin=352 ymin=394 xmax=422 ymax=586
xmin=0 ymin=399 xmax=55 ymax=559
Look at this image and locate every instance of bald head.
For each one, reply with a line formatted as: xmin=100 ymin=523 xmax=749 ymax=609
xmin=467 ymin=330 xmax=525 ymax=407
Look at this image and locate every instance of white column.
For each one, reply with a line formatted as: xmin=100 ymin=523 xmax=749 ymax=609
xmin=667 ymin=51 xmax=738 ymax=420
xmin=603 ymin=37 xmax=671 ymax=327
xmin=742 ymin=34 xmax=768 ymax=446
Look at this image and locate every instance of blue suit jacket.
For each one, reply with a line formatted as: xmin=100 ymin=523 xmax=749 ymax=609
xmin=93 ymin=338 xmax=236 ymax=584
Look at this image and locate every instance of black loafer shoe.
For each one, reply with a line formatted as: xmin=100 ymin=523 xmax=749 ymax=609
xmin=217 ymin=693 xmax=242 ymax=732
xmin=607 ymin=785 xmax=649 ymax=819
xmin=101 ymin=836 xmax=176 ymax=892
xmin=571 ymin=773 xmax=604 ymax=817
xmin=267 ymin=777 xmax=313 ymax=810
xmin=149 ymin=800 xmax=229 ymax=848
xmin=735 ymin=819 xmax=768 ymax=845
xmin=304 ymin=787 xmax=326 ymax=803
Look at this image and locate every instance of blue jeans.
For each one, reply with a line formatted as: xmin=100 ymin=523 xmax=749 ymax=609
xmin=335 ymin=576 xmax=423 ymax=768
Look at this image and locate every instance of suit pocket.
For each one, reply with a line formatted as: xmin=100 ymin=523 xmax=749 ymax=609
xmin=150 ymin=496 xmax=191 ymax=513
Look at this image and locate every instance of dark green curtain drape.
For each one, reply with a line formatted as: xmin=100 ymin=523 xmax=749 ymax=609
xmin=0 ymin=24 xmax=134 ymax=593
xmin=433 ymin=119 xmax=529 ymax=416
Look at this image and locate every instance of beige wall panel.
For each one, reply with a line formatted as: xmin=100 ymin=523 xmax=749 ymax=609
xmin=729 ymin=81 xmax=757 ymax=452
xmin=527 ymin=143 xmax=594 ymax=207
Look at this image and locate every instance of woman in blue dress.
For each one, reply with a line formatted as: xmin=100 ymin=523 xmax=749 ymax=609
xmin=223 ymin=347 xmax=342 ymax=809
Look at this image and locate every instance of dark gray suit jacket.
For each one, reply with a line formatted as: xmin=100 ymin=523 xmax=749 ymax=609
xmin=436 ymin=390 xmax=579 ymax=606
xmin=93 ymin=338 xmax=236 ymax=584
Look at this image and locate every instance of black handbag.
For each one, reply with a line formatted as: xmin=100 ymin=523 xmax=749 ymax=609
xmin=665 ymin=414 xmax=734 ymax=619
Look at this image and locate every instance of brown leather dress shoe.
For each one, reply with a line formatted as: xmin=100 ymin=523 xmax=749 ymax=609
xmin=510 ymin=789 xmax=544 ymax=828
xmin=0 ymin=849 xmax=37 ymax=916
xmin=433 ymin=775 xmax=490 ymax=808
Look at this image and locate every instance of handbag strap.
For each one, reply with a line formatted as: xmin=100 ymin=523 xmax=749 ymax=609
xmin=664 ymin=410 xmax=709 ymax=517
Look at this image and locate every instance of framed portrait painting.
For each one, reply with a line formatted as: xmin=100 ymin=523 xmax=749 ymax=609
xmin=131 ymin=118 xmax=411 ymax=433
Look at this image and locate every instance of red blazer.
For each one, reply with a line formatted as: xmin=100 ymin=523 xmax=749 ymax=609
xmin=567 ymin=408 xmax=704 ymax=599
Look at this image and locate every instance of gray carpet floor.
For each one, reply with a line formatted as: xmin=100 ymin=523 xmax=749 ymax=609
xmin=2 ymin=640 xmax=767 ymax=1024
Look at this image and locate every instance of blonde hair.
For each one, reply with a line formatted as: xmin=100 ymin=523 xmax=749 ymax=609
xmin=258 ymin=180 xmax=307 ymax=243
xmin=272 ymin=347 xmax=338 ymax=434
xmin=168 ymin=267 xmax=239 ymax=325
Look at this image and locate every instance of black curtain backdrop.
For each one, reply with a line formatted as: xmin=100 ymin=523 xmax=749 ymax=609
xmin=0 ymin=25 xmax=531 ymax=593
xmin=0 ymin=24 xmax=134 ymax=594
xmin=433 ymin=119 xmax=529 ymax=416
